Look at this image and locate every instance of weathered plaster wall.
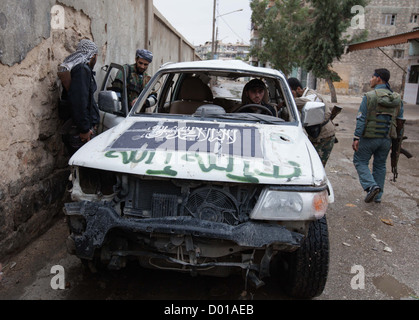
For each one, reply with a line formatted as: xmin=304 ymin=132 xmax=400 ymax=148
xmin=0 ymin=0 xmax=53 ymax=66
xmin=0 ymin=0 xmax=198 ymax=260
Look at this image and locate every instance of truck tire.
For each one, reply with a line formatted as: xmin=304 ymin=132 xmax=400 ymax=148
xmin=272 ymin=216 xmax=329 ymax=299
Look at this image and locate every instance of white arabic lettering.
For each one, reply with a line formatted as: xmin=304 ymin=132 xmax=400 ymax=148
xmin=144 ymin=125 xmax=238 ymax=144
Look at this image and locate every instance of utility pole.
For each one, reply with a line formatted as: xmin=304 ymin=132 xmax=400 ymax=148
xmin=211 ymin=2 xmax=243 ymax=60
xmin=211 ymin=0 xmax=216 ymax=59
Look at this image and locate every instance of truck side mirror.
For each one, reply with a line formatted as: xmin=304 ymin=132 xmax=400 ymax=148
xmin=98 ymin=91 xmax=120 ymax=114
xmin=301 ymin=101 xmax=325 ymax=127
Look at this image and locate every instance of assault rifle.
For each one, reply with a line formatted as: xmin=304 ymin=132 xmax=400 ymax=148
xmin=391 ymin=119 xmax=413 ymax=182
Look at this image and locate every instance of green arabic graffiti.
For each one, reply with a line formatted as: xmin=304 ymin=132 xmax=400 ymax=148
xmin=257 ymin=161 xmax=302 ymax=179
xmin=105 ymin=150 xmax=154 ymax=164
xmin=182 ymin=154 xmax=258 ymax=183
xmin=146 ymin=166 xmax=177 ymax=177
xmin=105 ymin=151 xmax=301 ymax=182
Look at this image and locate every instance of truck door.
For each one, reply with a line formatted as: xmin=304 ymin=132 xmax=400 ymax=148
xmin=97 ymin=63 xmax=129 ymax=133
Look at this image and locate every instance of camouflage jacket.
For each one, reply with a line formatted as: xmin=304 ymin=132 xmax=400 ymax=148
xmin=113 ymin=64 xmax=151 ymax=107
xmin=294 ymin=88 xmax=336 ymax=142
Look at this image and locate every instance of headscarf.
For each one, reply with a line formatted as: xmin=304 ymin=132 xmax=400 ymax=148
xmin=59 ymin=39 xmax=98 ymax=72
xmin=246 ymin=78 xmax=266 ymax=90
xmin=136 ymin=49 xmax=153 ymax=63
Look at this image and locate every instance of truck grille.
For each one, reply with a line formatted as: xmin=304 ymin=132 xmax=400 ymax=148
xmin=121 ymin=177 xmax=259 ymax=225
xmin=151 ymin=193 xmax=179 ymax=218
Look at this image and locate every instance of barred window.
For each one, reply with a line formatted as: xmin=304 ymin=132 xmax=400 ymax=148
xmin=393 ymin=49 xmax=404 ymax=59
xmin=410 ymin=14 xmax=418 ymax=23
xmin=382 ymin=14 xmax=396 ymax=25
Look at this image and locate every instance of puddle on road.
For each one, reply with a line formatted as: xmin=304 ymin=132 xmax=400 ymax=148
xmin=373 ymin=274 xmax=415 ymax=299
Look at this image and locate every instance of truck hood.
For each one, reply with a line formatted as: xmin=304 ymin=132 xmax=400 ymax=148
xmin=69 ymin=117 xmax=326 ymax=185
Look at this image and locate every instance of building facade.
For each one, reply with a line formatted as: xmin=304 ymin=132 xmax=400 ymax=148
xmin=318 ymin=0 xmax=419 ymax=101
xmin=249 ymin=0 xmax=419 ymax=103
xmin=405 ymin=32 xmax=419 ymax=104
xmin=196 ymin=41 xmax=250 ymax=60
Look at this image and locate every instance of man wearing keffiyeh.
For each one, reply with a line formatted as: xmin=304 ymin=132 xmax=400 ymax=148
xmin=59 ymin=39 xmax=99 ymax=72
xmin=60 ymin=39 xmax=100 ymax=156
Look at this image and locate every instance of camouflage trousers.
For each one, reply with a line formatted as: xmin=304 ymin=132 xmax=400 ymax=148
xmin=312 ymin=135 xmax=336 ymax=167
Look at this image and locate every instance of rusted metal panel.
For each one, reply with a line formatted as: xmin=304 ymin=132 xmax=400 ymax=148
xmin=347 ymin=30 xmax=419 ymax=52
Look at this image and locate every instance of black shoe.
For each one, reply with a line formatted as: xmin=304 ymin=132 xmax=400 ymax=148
xmin=365 ymin=185 xmax=381 ymax=203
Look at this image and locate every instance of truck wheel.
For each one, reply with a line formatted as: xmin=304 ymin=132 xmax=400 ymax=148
xmin=272 ymin=216 xmax=329 ymax=299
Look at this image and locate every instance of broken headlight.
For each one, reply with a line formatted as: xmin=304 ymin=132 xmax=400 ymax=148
xmin=250 ymin=187 xmax=328 ymax=221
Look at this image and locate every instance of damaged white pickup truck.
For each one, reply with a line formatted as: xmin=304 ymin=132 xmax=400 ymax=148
xmin=64 ymin=60 xmax=334 ymax=299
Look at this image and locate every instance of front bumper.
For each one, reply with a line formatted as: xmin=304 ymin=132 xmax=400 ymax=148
xmin=64 ymin=201 xmax=304 ymax=260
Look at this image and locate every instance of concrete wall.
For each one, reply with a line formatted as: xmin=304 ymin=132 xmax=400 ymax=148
xmin=151 ymin=10 xmax=198 ymax=69
xmin=0 ymin=0 xmax=198 ymax=260
xmin=318 ymin=0 xmax=417 ymax=98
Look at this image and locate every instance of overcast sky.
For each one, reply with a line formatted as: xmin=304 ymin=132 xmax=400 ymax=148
xmin=153 ymin=0 xmax=252 ymax=46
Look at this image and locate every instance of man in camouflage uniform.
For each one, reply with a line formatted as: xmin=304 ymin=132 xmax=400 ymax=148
xmin=288 ymin=78 xmax=336 ymax=167
xmin=113 ymin=49 xmax=153 ymax=108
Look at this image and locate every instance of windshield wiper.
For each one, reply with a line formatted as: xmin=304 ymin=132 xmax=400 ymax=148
xmin=200 ymin=113 xmax=284 ymax=124
xmin=239 ymin=113 xmax=285 ymax=124
xmin=133 ymin=112 xmax=285 ymax=125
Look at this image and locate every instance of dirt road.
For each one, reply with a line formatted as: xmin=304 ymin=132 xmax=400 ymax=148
xmin=0 ymin=96 xmax=418 ymax=301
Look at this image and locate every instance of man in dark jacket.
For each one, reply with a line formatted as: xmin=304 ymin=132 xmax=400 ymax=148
xmin=60 ymin=39 xmax=99 ymax=155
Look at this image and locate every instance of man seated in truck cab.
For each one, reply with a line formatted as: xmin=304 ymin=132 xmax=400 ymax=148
xmin=240 ymin=79 xmax=277 ymax=116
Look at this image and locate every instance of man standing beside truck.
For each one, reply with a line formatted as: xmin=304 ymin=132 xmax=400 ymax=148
xmin=112 ymin=49 xmax=153 ymax=109
xmin=59 ymin=39 xmax=100 ymax=156
xmin=288 ymin=78 xmax=338 ymax=166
